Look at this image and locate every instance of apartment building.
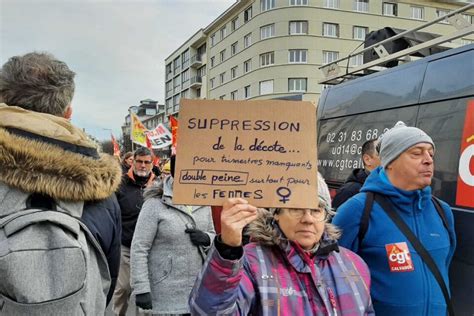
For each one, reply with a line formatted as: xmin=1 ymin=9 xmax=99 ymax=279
xmin=164 ymin=0 xmax=473 ymax=116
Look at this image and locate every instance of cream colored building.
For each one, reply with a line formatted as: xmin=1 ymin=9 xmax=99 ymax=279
xmin=164 ymin=0 xmax=473 ymax=117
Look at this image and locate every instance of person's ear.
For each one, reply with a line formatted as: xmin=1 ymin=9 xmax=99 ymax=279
xmin=64 ymin=105 xmax=73 ymax=120
xmin=362 ymin=153 xmax=371 ymax=166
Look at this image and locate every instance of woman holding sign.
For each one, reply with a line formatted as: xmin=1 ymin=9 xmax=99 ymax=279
xmin=130 ymin=156 xmax=216 ymax=315
xmin=189 ymin=175 xmax=374 ymax=315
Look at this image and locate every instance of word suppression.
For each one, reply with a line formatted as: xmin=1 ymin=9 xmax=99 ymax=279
xmin=188 ymin=118 xmax=300 ymax=132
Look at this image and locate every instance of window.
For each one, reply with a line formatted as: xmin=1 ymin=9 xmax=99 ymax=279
xmin=289 ymin=21 xmax=308 ymax=35
xmin=166 ymin=63 xmax=172 ymax=80
xmin=259 ymin=80 xmax=274 ymax=95
xmin=260 ymin=24 xmax=275 ymax=39
xmin=231 ymin=90 xmax=238 ymax=100
xmin=219 ymin=95 xmax=225 ymax=100
xmin=461 ymin=38 xmax=473 ymax=45
xmin=323 ymin=23 xmax=339 ymax=37
xmin=289 ymin=49 xmax=307 ymax=63
xmin=197 ymin=65 xmax=206 ymax=77
xmin=244 ymin=6 xmax=252 ymax=22
xmin=244 ymin=85 xmax=251 ymax=99
xmin=353 ymin=0 xmax=369 ymax=12
xmin=173 ymin=57 xmax=180 ymax=74
xmin=210 ymin=77 xmax=215 ymax=89
xmin=244 ymin=59 xmax=252 ymax=73
xmin=290 ymin=0 xmax=308 ymax=6
xmin=437 ymin=9 xmax=450 ymax=24
xmin=231 ymin=66 xmax=238 ymax=79
xmin=173 ymin=95 xmax=180 ymax=112
xmin=220 ymin=49 xmax=226 ymax=62
xmin=260 ymin=52 xmax=275 ymax=67
xmin=411 ymin=6 xmax=424 ymax=20
xmin=181 ymin=89 xmax=189 ymax=99
xmin=324 ymin=0 xmax=339 ymax=8
xmin=244 ymin=33 xmax=252 ymax=48
xmin=210 ymin=56 xmax=215 ymax=67
xmin=231 ymin=42 xmax=238 ymax=55
xmin=210 ymin=33 xmax=216 ymax=46
xmin=220 ymin=26 xmax=227 ymax=39
xmin=231 ymin=18 xmax=239 ymax=31
xmin=181 ymin=50 xmax=190 ymax=69
xmin=181 ymin=69 xmax=189 ymax=85
xmin=173 ymin=75 xmax=180 ymax=93
xmin=219 ymin=72 xmax=225 ymax=84
xmin=288 ymin=78 xmax=307 ymax=92
xmin=261 ymin=0 xmax=275 ymax=12
xmin=323 ymin=51 xmax=339 ymax=64
xmin=197 ymin=43 xmax=206 ymax=56
xmin=165 ymin=81 xmax=172 ymax=97
xmin=383 ymin=2 xmax=397 ymax=16
xmin=353 ymin=26 xmax=368 ymax=40
xmin=196 ymin=88 xmax=201 ymax=98
xmin=166 ymin=98 xmax=172 ymax=112
xmin=349 ymin=54 xmax=364 ymax=67
xmin=462 ymin=14 xmax=472 ymax=24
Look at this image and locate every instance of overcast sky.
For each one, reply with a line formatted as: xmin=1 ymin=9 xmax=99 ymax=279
xmin=1 ymin=0 xmax=235 ymax=140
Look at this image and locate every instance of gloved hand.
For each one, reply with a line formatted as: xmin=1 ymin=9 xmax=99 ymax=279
xmin=135 ymin=292 xmax=152 ymax=310
xmin=185 ymin=228 xmax=211 ymax=247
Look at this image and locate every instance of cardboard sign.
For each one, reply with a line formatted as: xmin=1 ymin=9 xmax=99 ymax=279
xmin=172 ymin=99 xmax=318 ymax=208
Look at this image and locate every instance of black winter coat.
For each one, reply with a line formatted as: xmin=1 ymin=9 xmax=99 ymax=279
xmin=116 ymin=174 xmax=152 ymax=247
xmin=332 ymin=168 xmax=369 ymax=209
xmin=82 ymin=195 xmax=122 ymax=304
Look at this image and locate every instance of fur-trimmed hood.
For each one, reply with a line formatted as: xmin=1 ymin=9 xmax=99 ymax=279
xmin=246 ymin=208 xmax=341 ymax=252
xmin=0 ymin=104 xmax=122 ymax=202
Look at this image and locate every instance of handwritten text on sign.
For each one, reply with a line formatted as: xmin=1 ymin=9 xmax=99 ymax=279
xmin=172 ymin=99 xmax=318 ymax=208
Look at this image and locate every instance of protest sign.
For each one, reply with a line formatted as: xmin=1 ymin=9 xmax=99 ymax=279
xmin=147 ymin=123 xmax=172 ymax=149
xmin=173 ymin=99 xmax=318 ymax=209
xmin=130 ymin=112 xmax=148 ymax=147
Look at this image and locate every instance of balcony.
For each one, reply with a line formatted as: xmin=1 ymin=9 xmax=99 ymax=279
xmin=190 ymin=54 xmax=203 ymax=68
xmin=190 ymin=76 xmax=202 ymax=88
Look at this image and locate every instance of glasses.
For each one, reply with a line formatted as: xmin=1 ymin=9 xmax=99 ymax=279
xmin=286 ymin=208 xmax=327 ymax=222
xmin=135 ymin=159 xmax=152 ymax=165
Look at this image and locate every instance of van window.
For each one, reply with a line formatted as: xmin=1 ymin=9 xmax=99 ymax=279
xmin=420 ymin=50 xmax=474 ymax=103
xmin=318 ymin=106 xmax=417 ymax=183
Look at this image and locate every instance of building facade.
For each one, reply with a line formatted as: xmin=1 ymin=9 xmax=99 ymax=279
xmin=164 ymin=0 xmax=473 ymax=115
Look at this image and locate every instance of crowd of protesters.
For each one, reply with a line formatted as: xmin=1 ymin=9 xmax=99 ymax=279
xmin=0 ymin=51 xmax=456 ymax=316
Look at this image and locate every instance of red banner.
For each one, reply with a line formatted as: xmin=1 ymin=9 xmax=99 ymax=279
xmin=169 ymin=115 xmax=178 ymax=155
xmin=111 ymin=134 xmax=120 ymax=157
xmin=456 ymin=100 xmax=474 ymax=208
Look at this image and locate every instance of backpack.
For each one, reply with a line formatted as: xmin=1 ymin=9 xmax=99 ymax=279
xmin=0 ymin=193 xmax=111 ymax=315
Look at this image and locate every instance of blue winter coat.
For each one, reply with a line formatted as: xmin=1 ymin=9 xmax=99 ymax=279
xmin=333 ymin=167 xmax=456 ymax=316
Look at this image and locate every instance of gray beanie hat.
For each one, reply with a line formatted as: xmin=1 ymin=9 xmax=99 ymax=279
xmin=379 ymin=121 xmax=435 ymax=168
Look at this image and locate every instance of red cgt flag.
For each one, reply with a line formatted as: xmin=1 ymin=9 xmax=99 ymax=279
xmin=169 ymin=115 xmax=178 ymax=155
xmin=111 ymin=134 xmax=120 ymax=157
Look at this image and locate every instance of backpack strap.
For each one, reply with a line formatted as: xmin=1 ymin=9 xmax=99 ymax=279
xmin=358 ymin=191 xmax=374 ymax=249
xmin=432 ymin=196 xmax=449 ymax=231
xmin=374 ymin=193 xmax=455 ymax=316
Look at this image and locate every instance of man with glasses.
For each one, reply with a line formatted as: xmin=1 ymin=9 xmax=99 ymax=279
xmin=113 ymin=147 xmax=157 ymax=315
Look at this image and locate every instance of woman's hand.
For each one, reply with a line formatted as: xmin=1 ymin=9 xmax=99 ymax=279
xmin=220 ymin=198 xmax=258 ymax=247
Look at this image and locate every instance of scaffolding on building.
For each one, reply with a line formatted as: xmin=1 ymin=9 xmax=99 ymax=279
xmin=319 ymin=3 xmax=474 ymax=85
